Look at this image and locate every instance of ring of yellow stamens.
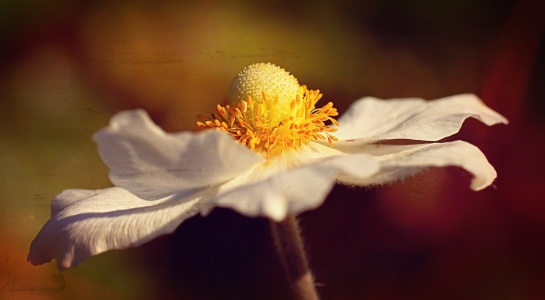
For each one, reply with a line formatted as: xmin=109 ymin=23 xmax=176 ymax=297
xmin=197 ymin=63 xmax=339 ymax=155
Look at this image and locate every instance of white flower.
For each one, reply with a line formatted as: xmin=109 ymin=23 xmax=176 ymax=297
xmin=28 ymin=63 xmax=507 ymax=270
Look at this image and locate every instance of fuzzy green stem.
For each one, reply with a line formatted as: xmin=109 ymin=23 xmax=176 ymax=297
xmin=270 ymin=215 xmax=319 ymax=300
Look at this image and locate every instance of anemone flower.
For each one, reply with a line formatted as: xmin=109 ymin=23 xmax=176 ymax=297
xmin=28 ymin=63 xmax=507 ymax=271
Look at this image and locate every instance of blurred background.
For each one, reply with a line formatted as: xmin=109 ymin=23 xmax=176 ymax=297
xmin=1 ymin=0 xmax=544 ymax=299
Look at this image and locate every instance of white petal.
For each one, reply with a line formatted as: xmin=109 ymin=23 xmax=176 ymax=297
xmin=212 ymin=153 xmax=379 ymax=221
xmin=93 ymin=110 xmax=264 ymax=200
xmin=335 ymin=94 xmax=508 ymax=143
xmin=28 ymin=187 xmax=207 ymax=270
xmin=337 ymin=141 xmax=497 ymax=191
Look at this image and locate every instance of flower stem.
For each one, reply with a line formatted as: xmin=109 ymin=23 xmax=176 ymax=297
xmin=270 ymin=215 xmax=319 ymax=300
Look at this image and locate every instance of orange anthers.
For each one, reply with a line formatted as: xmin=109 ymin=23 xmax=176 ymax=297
xmin=196 ymin=82 xmax=339 ymax=155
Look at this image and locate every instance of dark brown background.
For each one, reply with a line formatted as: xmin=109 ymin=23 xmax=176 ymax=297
xmin=1 ymin=0 xmax=544 ymax=299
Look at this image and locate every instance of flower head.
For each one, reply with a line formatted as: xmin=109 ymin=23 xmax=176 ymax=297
xmin=197 ymin=63 xmax=339 ymax=153
xmin=28 ymin=63 xmax=508 ymax=270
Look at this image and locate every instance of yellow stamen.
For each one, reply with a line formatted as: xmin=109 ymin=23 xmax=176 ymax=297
xmin=197 ymin=63 xmax=339 ymax=155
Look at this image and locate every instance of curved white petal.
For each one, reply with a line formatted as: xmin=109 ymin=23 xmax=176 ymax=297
xmin=212 ymin=153 xmax=379 ymax=221
xmin=93 ymin=110 xmax=264 ymax=200
xmin=335 ymin=94 xmax=508 ymax=143
xmin=337 ymin=141 xmax=497 ymax=191
xmin=28 ymin=187 xmax=208 ymax=270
